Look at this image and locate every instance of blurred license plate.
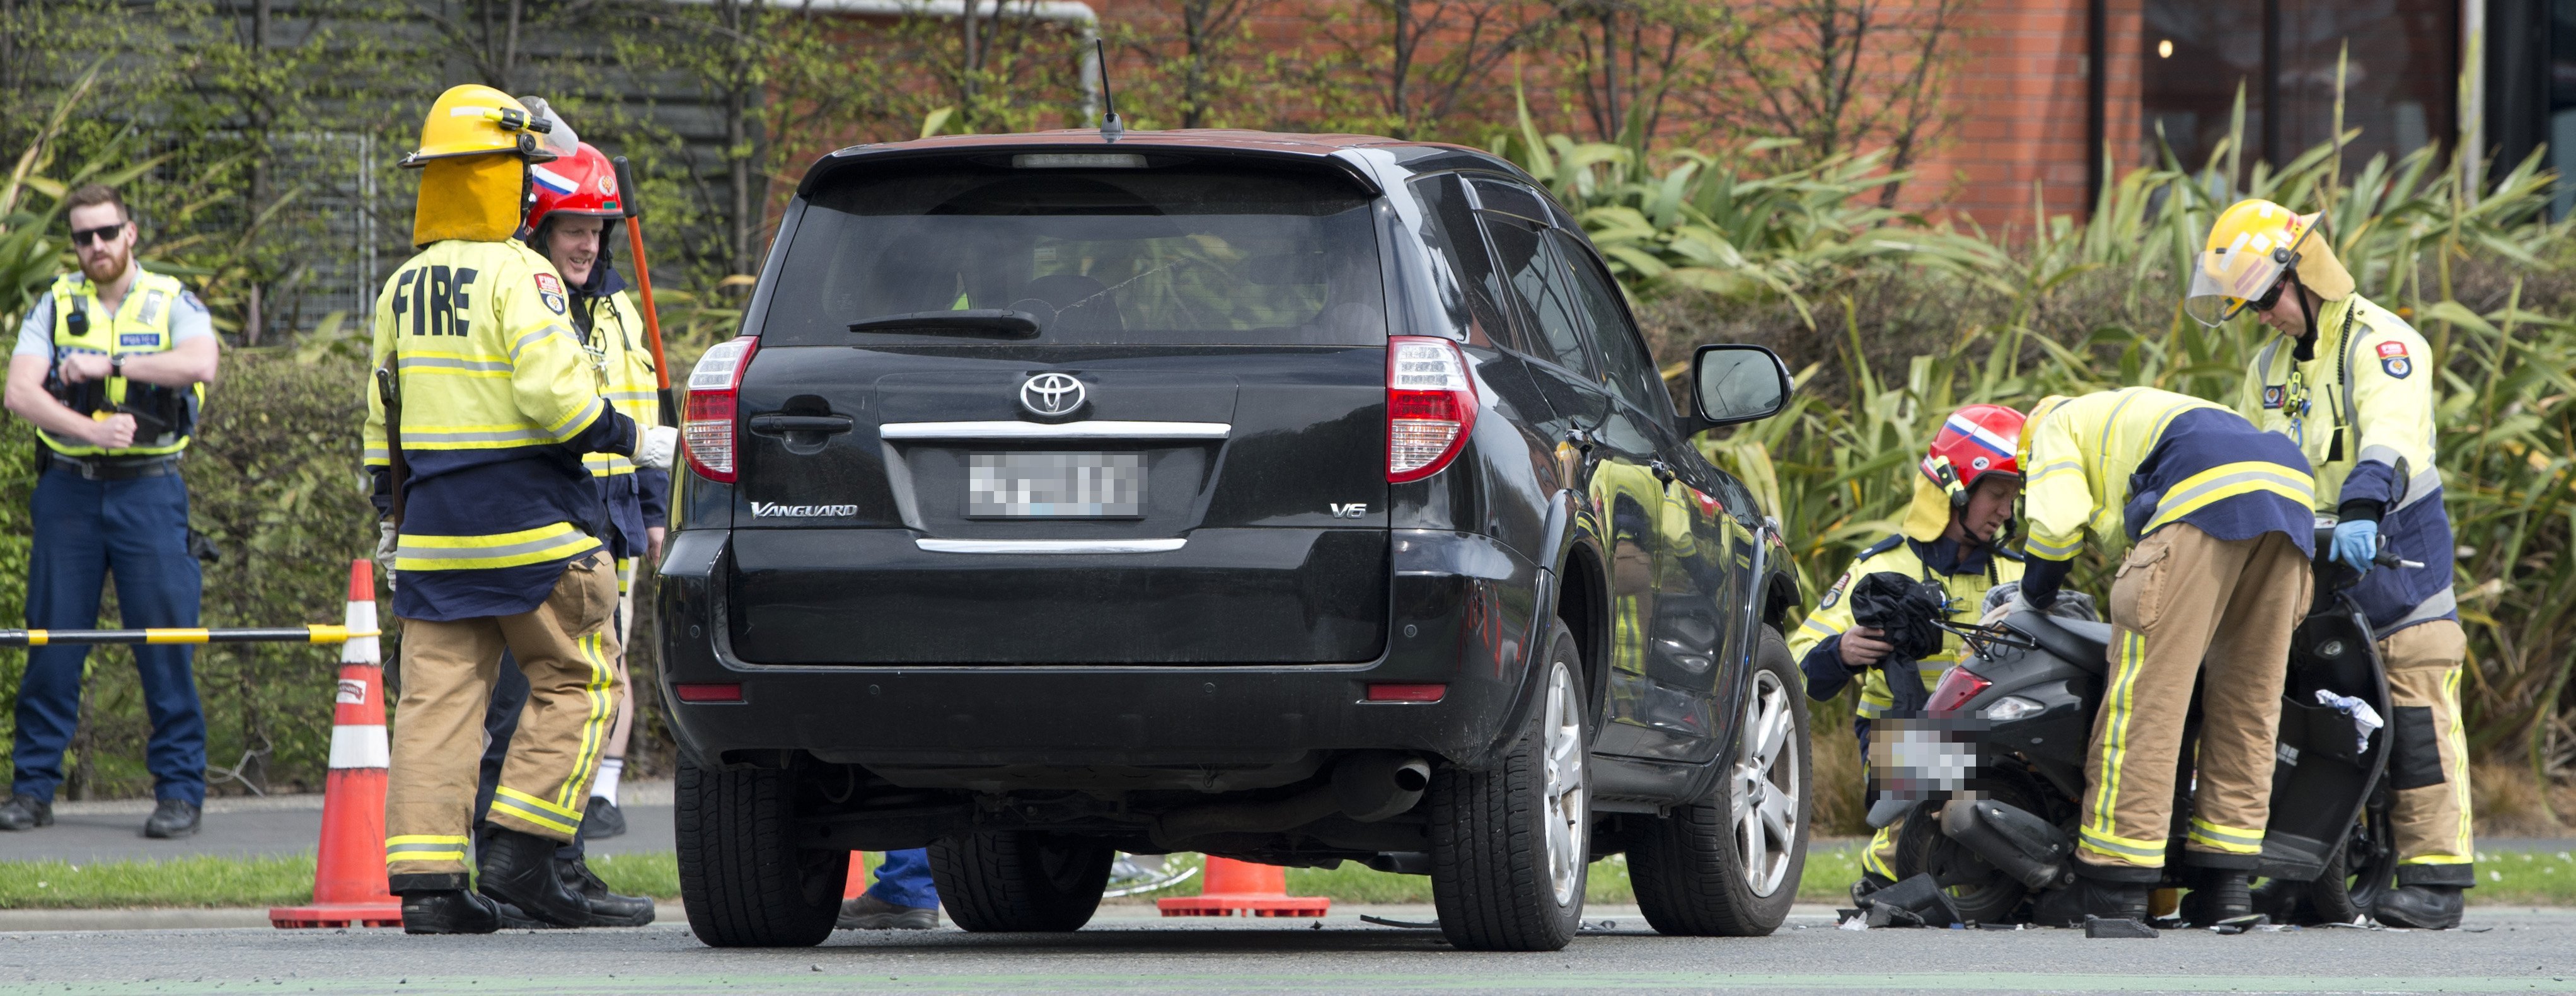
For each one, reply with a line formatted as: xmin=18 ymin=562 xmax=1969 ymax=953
xmin=969 ymin=452 xmax=1145 ymax=517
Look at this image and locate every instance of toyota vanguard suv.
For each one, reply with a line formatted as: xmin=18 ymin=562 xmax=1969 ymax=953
xmin=656 ymin=129 xmax=1809 ymax=952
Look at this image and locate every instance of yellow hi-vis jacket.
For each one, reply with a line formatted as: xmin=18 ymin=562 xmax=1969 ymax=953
xmin=364 ymin=238 xmax=635 ymax=622
xmin=1790 ymin=534 xmax=2024 ymax=719
xmin=2238 ymin=294 xmax=2458 ymax=635
xmin=2021 ymin=388 xmax=2318 ymax=564
xmin=38 ymin=269 xmax=205 ymax=458
xmin=581 ymin=289 xmax=661 ymax=477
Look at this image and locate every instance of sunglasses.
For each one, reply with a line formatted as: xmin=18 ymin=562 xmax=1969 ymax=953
xmin=69 ymin=222 xmax=125 ymax=248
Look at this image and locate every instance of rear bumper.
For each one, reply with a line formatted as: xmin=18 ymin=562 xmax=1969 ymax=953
xmin=653 ymin=527 xmax=1546 ymax=770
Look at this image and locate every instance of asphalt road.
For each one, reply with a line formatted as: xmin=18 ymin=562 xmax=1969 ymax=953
xmin=0 ymin=904 xmax=2570 ymax=995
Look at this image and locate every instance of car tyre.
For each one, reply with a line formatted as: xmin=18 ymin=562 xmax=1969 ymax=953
xmin=1629 ymin=625 xmax=1809 ymax=937
xmin=676 ymin=755 xmax=846 ymax=947
xmin=928 ymin=831 xmax=1114 ymax=932
xmin=1428 ymin=618 xmax=1590 ymax=952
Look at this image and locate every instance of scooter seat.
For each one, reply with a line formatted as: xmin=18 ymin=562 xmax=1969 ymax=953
xmin=2007 ymin=611 xmax=2113 ymax=673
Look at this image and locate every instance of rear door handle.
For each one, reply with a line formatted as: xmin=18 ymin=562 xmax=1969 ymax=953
xmin=748 ymin=414 xmax=854 ymax=436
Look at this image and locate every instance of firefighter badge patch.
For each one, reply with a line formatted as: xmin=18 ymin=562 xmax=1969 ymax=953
xmin=534 ymin=272 xmax=567 ymax=315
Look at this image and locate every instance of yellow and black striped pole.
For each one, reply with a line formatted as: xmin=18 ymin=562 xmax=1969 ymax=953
xmin=0 ymin=625 xmax=376 ymax=647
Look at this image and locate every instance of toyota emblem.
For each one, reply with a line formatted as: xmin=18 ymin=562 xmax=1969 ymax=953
xmin=1020 ymin=373 xmax=1085 ymax=416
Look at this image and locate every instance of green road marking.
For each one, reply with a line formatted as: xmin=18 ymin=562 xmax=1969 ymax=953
xmin=8 ymin=974 xmax=2575 ymax=995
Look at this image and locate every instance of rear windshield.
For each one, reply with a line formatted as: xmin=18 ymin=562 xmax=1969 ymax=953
xmin=763 ymin=166 xmax=1385 ymax=346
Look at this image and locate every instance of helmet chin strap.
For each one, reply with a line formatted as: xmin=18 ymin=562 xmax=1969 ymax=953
xmin=2289 ymin=272 xmax=2321 ymax=363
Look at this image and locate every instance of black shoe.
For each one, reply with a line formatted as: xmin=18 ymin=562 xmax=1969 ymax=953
xmin=476 ymin=828 xmax=592 ymax=927
xmin=2178 ymin=871 xmax=2255 ymax=926
xmin=0 ymin=794 xmax=50 ymax=831
xmin=2033 ymin=876 xmax=2150 ymax=927
xmin=2374 ymin=884 xmax=2465 ymax=929
xmin=492 ymin=900 xmax=560 ymax=930
xmin=558 ymin=856 xmax=656 ymax=927
xmin=142 ymin=799 xmax=200 ymax=839
xmin=580 ymin=797 xmax=627 ymax=840
xmin=401 ymin=889 xmax=502 ymax=935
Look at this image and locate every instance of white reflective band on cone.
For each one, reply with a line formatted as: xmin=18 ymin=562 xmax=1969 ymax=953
xmin=329 ymin=724 xmax=390 ymax=769
xmin=341 ymin=598 xmax=379 ymax=666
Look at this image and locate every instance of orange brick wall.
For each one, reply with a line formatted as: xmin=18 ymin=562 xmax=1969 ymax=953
xmin=1897 ymin=0 xmax=2143 ymax=228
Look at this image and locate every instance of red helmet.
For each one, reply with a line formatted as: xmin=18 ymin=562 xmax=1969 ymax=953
xmin=1920 ymin=403 xmax=2027 ymax=507
xmin=524 ymin=142 xmax=623 ymax=234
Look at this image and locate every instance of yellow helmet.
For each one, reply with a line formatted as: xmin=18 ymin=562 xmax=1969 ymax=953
xmin=2183 ymin=199 xmax=2355 ymax=327
xmin=401 ymin=84 xmax=561 ymax=168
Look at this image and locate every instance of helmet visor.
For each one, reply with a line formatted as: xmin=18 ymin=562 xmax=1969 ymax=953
xmin=2184 ymin=223 xmax=2314 ymax=327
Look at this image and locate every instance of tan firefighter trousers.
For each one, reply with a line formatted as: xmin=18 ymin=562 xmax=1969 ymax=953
xmin=2383 ymin=618 xmax=2475 ymax=883
xmin=386 ymin=552 xmax=620 ymax=884
xmin=2077 ymin=525 xmax=2310 ymax=875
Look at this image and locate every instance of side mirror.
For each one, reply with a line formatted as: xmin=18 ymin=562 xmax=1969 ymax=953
xmin=1689 ymin=344 xmax=1793 ymax=429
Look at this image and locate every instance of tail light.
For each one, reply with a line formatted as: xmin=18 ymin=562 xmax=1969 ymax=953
xmin=1925 ymin=668 xmax=1993 ymax=713
xmin=683 ymin=337 xmax=757 ymax=483
xmin=1387 ymin=336 xmax=1479 ymax=483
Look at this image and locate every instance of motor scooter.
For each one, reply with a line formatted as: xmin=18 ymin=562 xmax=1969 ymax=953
xmin=1870 ymin=521 xmax=2405 ymax=925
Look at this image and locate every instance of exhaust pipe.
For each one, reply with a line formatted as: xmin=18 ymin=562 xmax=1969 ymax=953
xmin=1153 ymin=751 xmax=1429 ymax=846
xmin=1939 ymin=797 xmax=2074 ymax=891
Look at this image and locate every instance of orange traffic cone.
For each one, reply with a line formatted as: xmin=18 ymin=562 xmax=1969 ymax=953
xmin=845 ymin=852 xmax=869 ymax=899
xmin=270 ymin=560 xmax=402 ymax=929
xmin=1157 ymin=855 xmax=1330 ymax=917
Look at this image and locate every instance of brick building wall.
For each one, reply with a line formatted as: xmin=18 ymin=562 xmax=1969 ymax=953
xmin=1898 ymin=0 xmax=2146 ymax=227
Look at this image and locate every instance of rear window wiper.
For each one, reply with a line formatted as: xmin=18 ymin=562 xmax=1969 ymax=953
xmin=847 ymin=309 xmax=1040 ymax=339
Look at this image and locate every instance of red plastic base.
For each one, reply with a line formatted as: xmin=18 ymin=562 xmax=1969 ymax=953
xmin=268 ymin=902 xmax=403 ymax=929
xmin=1157 ymin=895 xmax=1332 ymax=917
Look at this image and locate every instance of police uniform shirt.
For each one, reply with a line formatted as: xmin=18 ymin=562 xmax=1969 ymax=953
xmin=2241 ymin=294 xmax=2456 ymax=635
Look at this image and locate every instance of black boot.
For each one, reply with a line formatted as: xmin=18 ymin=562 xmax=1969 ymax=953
xmin=0 ymin=794 xmax=50 ymax=831
xmin=2374 ymin=884 xmax=2464 ymax=929
xmin=580 ymin=797 xmax=627 ymax=840
xmin=2033 ymin=875 xmax=2150 ymax=927
xmin=476 ymin=828 xmax=592 ymax=927
xmin=143 ymin=799 xmax=201 ymax=839
xmin=2178 ymin=870 xmax=2255 ymax=925
xmin=559 ymin=856 xmax=656 ymax=927
xmin=400 ymin=889 xmax=502 ymax=935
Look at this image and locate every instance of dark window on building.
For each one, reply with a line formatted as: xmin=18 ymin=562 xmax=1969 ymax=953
xmin=2143 ymin=1 xmax=2456 ymax=177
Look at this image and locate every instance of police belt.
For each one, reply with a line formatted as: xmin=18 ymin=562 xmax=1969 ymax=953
xmin=44 ymin=453 xmax=178 ymax=480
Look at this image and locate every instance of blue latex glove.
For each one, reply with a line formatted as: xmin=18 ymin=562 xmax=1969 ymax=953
xmin=2330 ymin=518 xmax=2379 ymax=574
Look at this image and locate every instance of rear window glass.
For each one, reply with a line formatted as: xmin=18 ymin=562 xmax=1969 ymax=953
xmin=763 ymin=167 xmax=1385 ymax=346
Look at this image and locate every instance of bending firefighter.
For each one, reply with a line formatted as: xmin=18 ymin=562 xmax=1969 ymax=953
xmin=2194 ymin=200 xmax=2475 ymax=928
xmin=366 ymin=85 xmax=679 ymax=934
xmin=1791 ymin=404 xmax=2027 ymax=900
xmin=2011 ymin=388 xmax=2316 ymax=926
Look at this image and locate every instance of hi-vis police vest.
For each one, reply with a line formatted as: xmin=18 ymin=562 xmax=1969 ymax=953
xmin=581 ymin=291 xmax=660 ymax=479
xmin=364 ymin=238 xmax=631 ymax=620
xmin=40 ymin=270 xmax=204 ymax=458
xmin=2241 ymin=294 xmax=2457 ymax=634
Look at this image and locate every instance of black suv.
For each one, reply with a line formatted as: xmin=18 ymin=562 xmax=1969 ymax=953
xmin=656 ymin=130 xmax=1809 ymax=952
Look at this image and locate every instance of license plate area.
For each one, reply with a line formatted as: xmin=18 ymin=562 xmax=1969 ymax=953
xmin=969 ymin=451 xmax=1145 ymax=518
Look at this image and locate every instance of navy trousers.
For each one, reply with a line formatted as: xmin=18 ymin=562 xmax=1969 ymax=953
xmin=867 ymin=848 xmax=938 ymax=908
xmin=11 ymin=468 xmax=206 ymax=806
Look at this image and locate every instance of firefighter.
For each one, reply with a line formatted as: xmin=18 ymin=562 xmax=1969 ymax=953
xmin=2193 ymin=199 xmax=2476 ymax=929
xmin=1790 ymin=404 xmax=2028 ymax=900
xmin=367 ymin=85 xmax=678 ymax=934
xmin=2009 ymin=388 xmax=2316 ymax=926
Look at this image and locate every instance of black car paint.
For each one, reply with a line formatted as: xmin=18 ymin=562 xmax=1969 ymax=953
xmin=654 ymin=136 xmax=1795 ymax=852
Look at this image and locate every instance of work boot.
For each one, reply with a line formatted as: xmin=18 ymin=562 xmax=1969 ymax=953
xmin=2177 ymin=870 xmax=2256 ymax=926
xmin=475 ymin=828 xmax=591 ymax=927
xmin=2374 ymin=884 xmax=2465 ymax=929
xmin=560 ymin=856 xmax=656 ymax=927
xmin=492 ymin=900 xmax=558 ymax=930
xmin=142 ymin=799 xmax=200 ymax=839
xmin=580 ymin=797 xmax=627 ymax=840
xmin=837 ymin=895 xmax=937 ymax=930
xmin=0 ymin=794 xmax=50 ymax=831
xmin=1849 ymin=871 xmax=1895 ymax=908
xmin=400 ymin=889 xmax=502 ymax=935
xmin=2033 ymin=876 xmax=2150 ymax=927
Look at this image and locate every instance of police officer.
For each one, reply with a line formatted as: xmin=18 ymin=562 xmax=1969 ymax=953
xmin=2011 ymin=388 xmax=2316 ymax=925
xmin=464 ymin=140 xmax=657 ymax=929
xmin=367 ymin=85 xmax=678 ymax=934
xmin=1790 ymin=404 xmax=2028 ymax=899
xmin=0 ymin=183 xmax=217 ymax=838
xmin=2193 ymin=199 xmax=2475 ymax=928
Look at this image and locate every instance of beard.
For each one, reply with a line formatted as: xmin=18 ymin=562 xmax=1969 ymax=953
xmin=79 ymin=246 xmax=130 ymax=284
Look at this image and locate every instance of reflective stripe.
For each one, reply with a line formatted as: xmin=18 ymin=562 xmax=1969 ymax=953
xmin=584 ymin=452 xmax=638 ymax=476
xmin=509 ymin=323 xmax=572 ymax=359
xmin=1798 ymin=617 xmax=1843 ymax=639
xmin=2142 ymin=461 xmax=2314 ymax=533
xmin=395 ymin=523 xmax=599 ymax=571
xmin=2024 ymin=532 xmax=2083 ymax=560
xmin=543 ymin=396 xmax=604 ymax=441
xmin=2079 ymin=825 xmax=2168 ymax=864
xmin=397 ymin=354 xmax=512 ymax=374
xmin=2089 ymin=631 xmax=2148 ymax=843
xmin=2027 ymin=460 xmax=2083 ymax=482
xmin=384 ymin=835 xmax=470 ymax=864
xmin=2380 ymin=588 xmax=2458 ymax=638
xmin=557 ymin=630 xmax=618 ymax=808
xmin=401 ymin=426 xmax=556 ymax=447
xmin=490 ymin=787 xmax=581 ymax=835
xmin=1863 ymin=825 xmax=1898 ymax=879
xmin=2186 ymin=818 xmax=2263 ymax=854
xmin=2394 ymin=469 xmax=2444 ymax=511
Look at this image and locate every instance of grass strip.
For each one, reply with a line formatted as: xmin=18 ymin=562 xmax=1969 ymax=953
xmin=4 ymin=840 xmax=2567 ymax=910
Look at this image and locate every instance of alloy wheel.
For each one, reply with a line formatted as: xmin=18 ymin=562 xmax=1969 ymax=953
xmin=1732 ymin=666 xmax=1800 ymax=897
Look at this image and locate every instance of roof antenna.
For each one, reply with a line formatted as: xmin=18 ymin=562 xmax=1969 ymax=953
xmin=1095 ymin=38 xmax=1123 ymax=144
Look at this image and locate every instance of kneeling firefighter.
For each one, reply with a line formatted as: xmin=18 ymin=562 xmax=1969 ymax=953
xmin=367 ymin=85 xmax=679 ymax=934
xmin=2192 ymin=200 xmax=2476 ymax=929
xmin=1789 ymin=404 xmax=2028 ymax=900
xmin=2011 ymin=389 xmax=2316 ymax=925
